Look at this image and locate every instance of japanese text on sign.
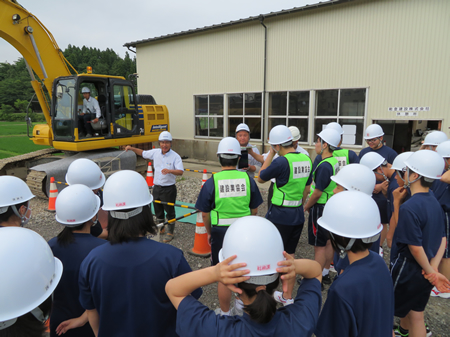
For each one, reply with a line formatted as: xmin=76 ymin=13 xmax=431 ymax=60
xmin=218 ymin=179 xmax=247 ymax=198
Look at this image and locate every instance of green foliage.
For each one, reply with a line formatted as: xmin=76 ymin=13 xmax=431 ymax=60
xmin=0 ymin=122 xmax=29 ymax=136
xmin=0 ymin=134 xmax=50 ymax=159
xmin=0 ymin=46 xmax=137 ymax=117
xmin=0 ymin=111 xmax=46 ymax=122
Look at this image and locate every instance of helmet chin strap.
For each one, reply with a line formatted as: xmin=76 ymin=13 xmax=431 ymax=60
xmin=11 ymin=202 xmax=32 ymax=227
xmin=405 ymin=168 xmax=421 ymax=188
xmin=330 ymin=233 xmax=356 ymax=259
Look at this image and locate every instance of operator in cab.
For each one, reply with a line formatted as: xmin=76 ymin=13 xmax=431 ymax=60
xmin=78 ymin=87 xmax=101 ymax=138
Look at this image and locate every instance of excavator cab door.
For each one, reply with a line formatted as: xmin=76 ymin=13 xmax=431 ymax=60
xmin=52 ymin=77 xmax=77 ymax=141
xmin=109 ymin=79 xmax=139 ymax=138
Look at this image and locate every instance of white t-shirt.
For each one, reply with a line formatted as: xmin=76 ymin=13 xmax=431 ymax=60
xmin=237 ymin=144 xmax=261 ymax=178
xmin=142 ymin=149 xmax=184 ymax=186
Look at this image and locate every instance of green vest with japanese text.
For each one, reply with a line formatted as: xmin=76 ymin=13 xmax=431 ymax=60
xmin=211 ymin=170 xmax=251 ymax=226
xmin=310 ymin=156 xmax=339 ymax=205
xmin=333 ymin=148 xmax=350 ymax=169
xmin=272 ymin=153 xmax=312 ymax=207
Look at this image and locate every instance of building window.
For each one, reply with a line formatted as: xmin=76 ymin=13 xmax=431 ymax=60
xmin=227 ymin=93 xmax=262 ymax=139
xmin=268 ymin=91 xmax=309 ymax=142
xmin=315 ymin=88 xmax=366 ymax=145
xmin=194 ymin=95 xmax=224 ymax=137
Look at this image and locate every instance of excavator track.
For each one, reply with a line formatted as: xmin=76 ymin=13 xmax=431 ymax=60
xmin=26 ymin=170 xmax=48 ymax=198
xmin=0 ymin=148 xmax=61 ymax=199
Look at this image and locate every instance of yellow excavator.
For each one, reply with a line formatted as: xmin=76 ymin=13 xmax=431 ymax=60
xmin=0 ymin=0 xmax=170 ymax=197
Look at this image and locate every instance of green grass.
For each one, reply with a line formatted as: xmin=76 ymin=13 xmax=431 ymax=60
xmin=0 ymin=121 xmax=50 ymax=159
xmin=0 ymin=122 xmax=33 ymax=136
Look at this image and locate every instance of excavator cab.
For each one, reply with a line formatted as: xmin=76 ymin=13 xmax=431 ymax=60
xmin=51 ymin=75 xmax=141 ymax=150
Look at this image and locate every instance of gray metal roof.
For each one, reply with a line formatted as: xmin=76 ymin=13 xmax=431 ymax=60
xmin=124 ymin=0 xmax=348 ymax=48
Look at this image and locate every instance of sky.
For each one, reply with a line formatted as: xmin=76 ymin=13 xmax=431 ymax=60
xmin=1 ymin=0 xmax=317 ymax=63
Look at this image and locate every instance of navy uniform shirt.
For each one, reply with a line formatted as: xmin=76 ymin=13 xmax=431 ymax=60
xmin=79 ymin=238 xmax=202 ymax=337
xmin=259 ymin=154 xmax=312 ymax=225
xmin=432 ymin=176 xmax=450 ymax=212
xmin=316 ymin=252 xmax=394 ymax=337
xmin=393 ymin=192 xmax=445 ymax=262
xmin=177 ymin=278 xmax=321 ymax=337
xmin=49 ymin=233 xmax=106 ymax=337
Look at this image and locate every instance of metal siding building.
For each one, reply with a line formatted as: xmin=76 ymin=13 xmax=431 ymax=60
xmin=127 ymin=0 xmax=450 ymax=160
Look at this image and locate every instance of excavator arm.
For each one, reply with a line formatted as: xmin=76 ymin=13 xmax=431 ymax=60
xmin=0 ymin=0 xmax=76 ymax=127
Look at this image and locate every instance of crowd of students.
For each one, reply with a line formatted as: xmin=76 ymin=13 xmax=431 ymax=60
xmin=1 ymin=125 xmax=450 ymax=337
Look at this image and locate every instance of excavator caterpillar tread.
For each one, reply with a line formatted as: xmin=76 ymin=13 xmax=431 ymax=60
xmin=26 ymin=170 xmax=48 ymax=199
xmin=0 ymin=148 xmax=60 ymax=172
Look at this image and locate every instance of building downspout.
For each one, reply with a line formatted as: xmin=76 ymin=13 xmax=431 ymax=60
xmin=259 ymin=15 xmax=267 ymax=154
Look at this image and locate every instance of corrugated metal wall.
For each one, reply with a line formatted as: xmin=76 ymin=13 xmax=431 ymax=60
xmin=137 ymin=22 xmax=265 ymax=140
xmin=136 ymin=0 xmax=450 ymax=143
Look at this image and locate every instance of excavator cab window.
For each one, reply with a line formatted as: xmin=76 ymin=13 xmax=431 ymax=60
xmin=53 ymin=78 xmax=76 ymax=139
xmin=111 ymin=83 xmax=138 ymax=136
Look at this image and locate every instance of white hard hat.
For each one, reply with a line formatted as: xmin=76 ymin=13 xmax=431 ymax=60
xmin=423 ymin=131 xmax=448 ymax=146
xmin=0 ymin=227 xmax=63 ymax=324
xmin=404 ymin=150 xmax=445 ymax=180
xmin=360 ymin=152 xmax=386 ymax=171
xmin=0 ymin=176 xmax=35 ymax=214
xmin=391 ymin=152 xmax=414 ymax=172
xmin=268 ymin=125 xmax=293 ymax=145
xmin=326 ymin=122 xmax=344 ymax=135
xmin=436 ymin=140 xmax=450 ymax=158
xmin=317 ymin=128 xmax=340 ymax=148
xmin=217 ymin=137 xmax=241 ymax=157
xmin=364 ymin=124 xmax=384 ymax=139
xmin=102 ymin=170 xmax=153 ymax=219
xmin=55 ymin=184 xmax=101 ymax=226
xmin=158 ymin=131 xmax=172 ymax=141
xmin=219 ymin=216 xmax=284 ymax=285
xmin=65 ymin=158 xmax=106 ymax=190
xmin=331 ymin=164 xmax=376 ymax=195
xmin=235 ymin=123 xmax=250 ymax=134
xmin=81 ymin=87 xmax=90 ymax=93
xmin=288 ymin=126 xmax=301 ymax=141
xmin=318 ymin=191 xmax=382 ymax=239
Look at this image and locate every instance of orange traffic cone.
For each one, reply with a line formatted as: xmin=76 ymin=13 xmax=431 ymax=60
xmin=188 ymin=212 xmax=210 ymax=257
xmin=47 ymin=177 xmax=58 ymax=212
xmin=201 ymin=169 xmax=207 ymax=187
xmin=146 ymin=162 xmax=154 ymax=187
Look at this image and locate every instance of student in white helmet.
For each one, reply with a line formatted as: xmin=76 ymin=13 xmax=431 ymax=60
xmin=385 ymin=152 xmax=413 ymax=253
xmin=258 ymin=125 xmax=312 ymax=305
xmin=359 ymin=124 xmax=397 ymax=257
xmin=0 ymin=227 xmax=63 ymax=336
xmin=235 ymin=123 xmax=261 ymax=178
xmin=312 ymin=122 xmax=359 ymax=171
xmin=165 ymin=216 xmax=322 ymax=337
xmin=126 ymin=131 xmax=184 ymax=242
xmin=391 ymin=150 xmax=450 ymax=337
xmin=195 ymin=137 xmax=263 ymax=316
xmin=303 ymin=128 xmax=341 ymax=289
xmin=250 ymin=126 xmax=309 ymax=208
xmin=48 ymin=184 xmax=106 ymax=337
xmin=430 ymin=140 xmax=450 ymax=299
xmin=65 ymin=158 xmax=108 ymax=239
xmin=314 ymin=191 xmax=394 ymax=337
xmin=78 ymin=170 xmax=201 ymax=337
xmin=329 ymin=164 xmax=377 ymax=275
xmin=360 ymin=151 xmax=396 ymax=257
xmin=0 ymin=175 xmax=34 ymax=228
xmin=78 ymin=87 xmax=101 ymax=138
xmin=420 ymin=130 xmax=448 ymax=151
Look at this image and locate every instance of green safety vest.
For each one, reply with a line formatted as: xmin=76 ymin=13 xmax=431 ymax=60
xmin=333 ymin=148 xmax=350 ymax=169
xmin=310 ymin=156 xmax=339 ymax=204
xmin=211 ymin=170 xmax=251 ymax=226
xmin=272 ymin=153 xmax=312 ymax=207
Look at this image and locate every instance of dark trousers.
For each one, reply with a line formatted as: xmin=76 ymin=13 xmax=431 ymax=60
xmin=152 ymin=184 xmax=177 ymax=221
xmin=78 ymin=113 xmax=96 ymax=135
xmin=267 ymin=182 xmax=274 ymax=208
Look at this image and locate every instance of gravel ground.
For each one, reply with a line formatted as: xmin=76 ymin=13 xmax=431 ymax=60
xmin=28 ymin=176 xmax=449 ymax=336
